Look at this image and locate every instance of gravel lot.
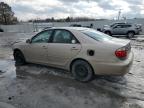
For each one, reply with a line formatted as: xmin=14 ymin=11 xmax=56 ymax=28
xmin=0 ymin=32 xmax=144 ymax=108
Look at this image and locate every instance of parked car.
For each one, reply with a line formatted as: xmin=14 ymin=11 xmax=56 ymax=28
xmin=102 ymin=23 xmax=140 ymax=38
xmin=70 ymin=24 xmax=94 ymax=28
xmin=110 ymin=23 xmax=142 ymax=33
xmin=43 ymin=27 xmax=53 ymax=30
xmin=12 ymin=27 xmax=133 ymax=82
xmin=70 ymin=24 xmax=82 ymax=27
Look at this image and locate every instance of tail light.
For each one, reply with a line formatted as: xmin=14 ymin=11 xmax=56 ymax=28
xmin=115 ymin=43 xmax=131 ymax=59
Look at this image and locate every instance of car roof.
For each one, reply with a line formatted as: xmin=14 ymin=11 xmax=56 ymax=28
xmin=112 ymin=22 xmax=132 ymax=25
xmin=47 ymin=27 xmax=90 ymax=31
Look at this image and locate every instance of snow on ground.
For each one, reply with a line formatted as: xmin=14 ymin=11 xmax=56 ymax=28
xmin=0 ymin=32 xmax=144 ymax=108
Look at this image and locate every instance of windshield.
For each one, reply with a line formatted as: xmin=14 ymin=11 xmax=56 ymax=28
xmin=110 ymin=24 xmax=116 ymax=27
xmin=82 ymin=29 xmax=113 ymax=41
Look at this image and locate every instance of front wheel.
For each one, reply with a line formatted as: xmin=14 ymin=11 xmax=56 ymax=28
xmin=71 ymin=60 xmax=94 ymax=82
xmin=14 ymin=50 xmax=26 ymax=66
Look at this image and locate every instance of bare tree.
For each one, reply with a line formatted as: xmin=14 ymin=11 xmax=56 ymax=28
xmin=0 ymin=2 xmax=17 ymax=25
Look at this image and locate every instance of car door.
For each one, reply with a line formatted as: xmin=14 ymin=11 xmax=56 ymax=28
xmin=112 ymin=25 xmax=124 ymax=35
xmin=123 ymin=25 xmax=132 ymax=34
xmin=47 ymin=29 xmax=82 ymax=67
xmin=24 ymin=30 xmax=53 ymax=63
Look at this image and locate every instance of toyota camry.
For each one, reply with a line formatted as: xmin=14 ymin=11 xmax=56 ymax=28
xmin=12 ymin=27 xmax=133 ymax=82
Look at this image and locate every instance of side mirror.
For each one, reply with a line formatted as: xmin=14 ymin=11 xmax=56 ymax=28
xmin=26 ymin=39 xmax=31 ymax=43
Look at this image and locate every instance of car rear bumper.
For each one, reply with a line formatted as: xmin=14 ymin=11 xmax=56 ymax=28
xmin=90 ymin=52 xmax=134 ymax=76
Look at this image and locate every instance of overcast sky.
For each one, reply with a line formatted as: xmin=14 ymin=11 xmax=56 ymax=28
xmin=1 ymin=0 xmax=144 ymax=21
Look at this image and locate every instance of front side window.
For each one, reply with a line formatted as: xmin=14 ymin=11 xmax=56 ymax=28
xmin=114 ymin=25 xmax=123 ymax=28
xmin=82 ymin=29 xmax=113 ymax=41
xmin=31 ymin=30 xmax=53 ymax=43
xmin=52 ymin=30 xmax=77 ymax=44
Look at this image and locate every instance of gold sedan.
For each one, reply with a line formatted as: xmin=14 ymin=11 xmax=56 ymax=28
xmin=13 ymin=27 xmax=134 ymax=82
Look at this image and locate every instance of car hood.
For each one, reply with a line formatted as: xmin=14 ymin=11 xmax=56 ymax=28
xmin=103 ymin=25 xmax=111 ymax=30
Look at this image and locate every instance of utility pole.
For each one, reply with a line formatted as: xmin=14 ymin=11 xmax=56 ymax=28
xmin=117 ymin=9 xmax=122 ymax=20
xmin=122 ymin=16 xmax=127 ymax=23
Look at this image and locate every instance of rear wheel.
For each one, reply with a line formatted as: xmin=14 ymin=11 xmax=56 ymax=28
xmin=71 ymin=60 xmax=94 ymax=82
xmin=0 ymin=28 xmax=4 ymax=32
xmin=14 ymin=50 xmax=26 ymax=66
xmin=105 ymin=31 xmax=111 ymax=36
xmin=127 ymin=32 xmax=135 ymax=38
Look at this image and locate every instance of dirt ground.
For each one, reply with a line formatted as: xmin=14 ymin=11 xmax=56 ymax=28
xmin=0 ymin=32 xmax=144 ymax=108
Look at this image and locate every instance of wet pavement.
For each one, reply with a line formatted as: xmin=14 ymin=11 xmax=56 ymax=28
xmin=0 ymin=32 xmax=144 ymax=108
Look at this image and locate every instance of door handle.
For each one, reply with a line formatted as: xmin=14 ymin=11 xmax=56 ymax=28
xmin=71 ymin=47 xmax=79 ymax=50
xmin=42 ymin=46 xmax=47 ymax=49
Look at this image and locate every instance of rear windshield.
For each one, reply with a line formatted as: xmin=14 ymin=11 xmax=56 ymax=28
xmin=82 ymin=29 xmax=113 ymax=41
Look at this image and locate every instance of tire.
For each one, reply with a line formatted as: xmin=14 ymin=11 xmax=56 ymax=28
xmin=14 ymin=50 xmax=26 ymax=66
xmin=127 ymin=32 xmax=135 ymax=38
xmin=71 ymin=60 xmax=94 ymax=82
xmin=105 ymin=31 xmax=111 ymax=36
xmin=0 ymin=29 xmax=4 ymax=32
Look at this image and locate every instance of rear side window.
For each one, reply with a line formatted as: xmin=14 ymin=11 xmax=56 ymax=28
xmin=82 ymin=29 xmax=113 ymax=41
xmin=122 ymin=25 xmax=132 ymax=28
xmin=115 ymin=24 xmax=132 ymax=28
xmin=126 ymin=25 xmax=132 ymax=27
xmin=52 ymin=30 xmax=78 ymax=44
